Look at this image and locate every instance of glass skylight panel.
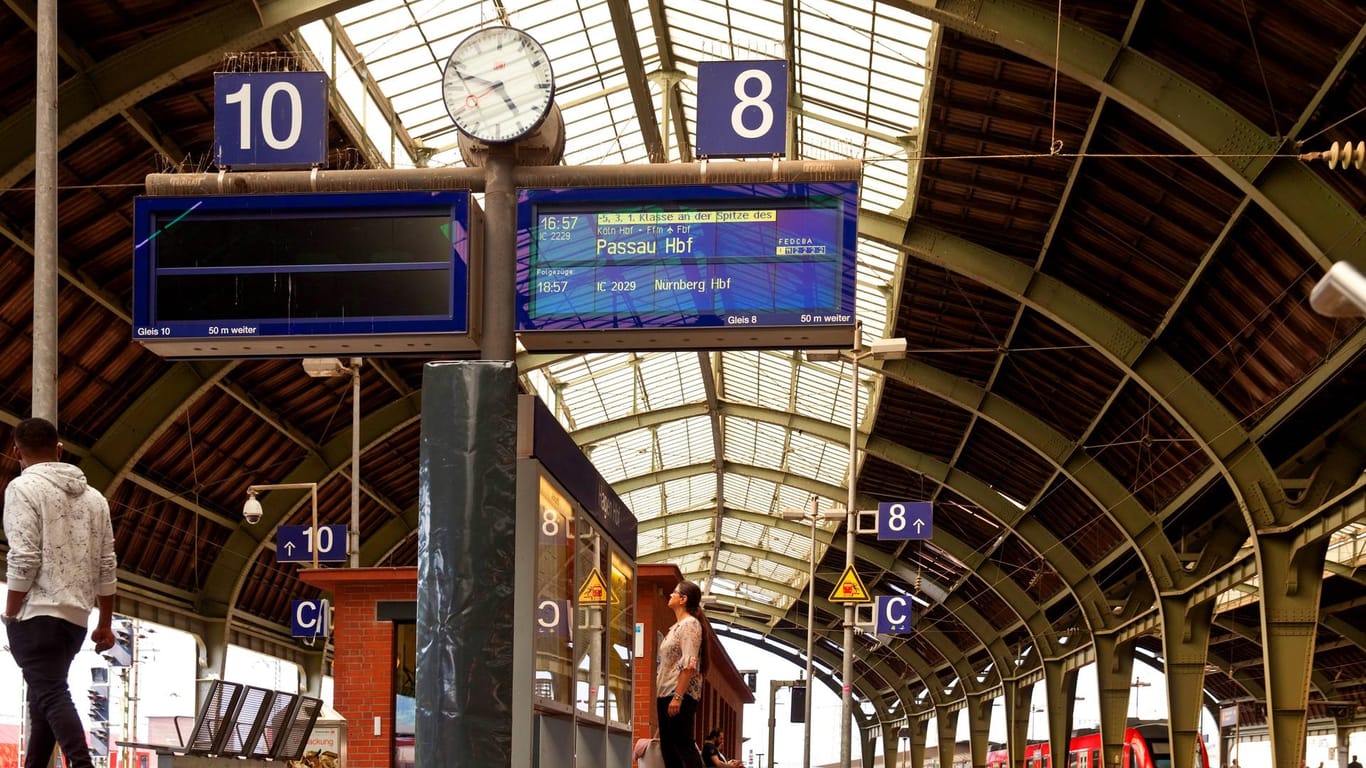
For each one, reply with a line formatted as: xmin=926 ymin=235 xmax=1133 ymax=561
xmin=727 ymin=473 xmax=780 ymax=518
xmin=665 ymin=517 xmax=716 ymax=549
xmin=638 ymin=352 xmax=701 ymax=410
xmin=748 ymin=421 xmax=791 ymax=471
xmin=649 ymin=475 xmax=715 ymax=521
xmin=721 ymin=417 xmax=759 ymax=466
xmin=620 ymin=486 xmax=663 ymax=521
xmin=654 ymin=415 xmax=713 ymax=469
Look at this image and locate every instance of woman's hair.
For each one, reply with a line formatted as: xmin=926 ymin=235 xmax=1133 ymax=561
xmin=706 ymin=727 xmax=722 ymax=741
xmin=676 ymin=579 xmax=711 ymax=674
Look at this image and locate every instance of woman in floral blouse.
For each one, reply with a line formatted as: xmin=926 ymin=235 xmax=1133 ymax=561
xmin=655 ymin=580 xmax=708 ymax=768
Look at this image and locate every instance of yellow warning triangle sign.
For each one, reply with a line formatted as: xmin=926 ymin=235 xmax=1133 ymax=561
xmin=829 ymin=564 xmax=871 ymax=603
xmin=578 ymin=567 xmax=610 ymax=606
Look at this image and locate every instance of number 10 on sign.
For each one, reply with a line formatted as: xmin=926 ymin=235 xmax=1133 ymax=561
xmin=877 ymin=501 xmax=933 ymax=541
xmin=276 ymin=523 xmax=348 ymax=563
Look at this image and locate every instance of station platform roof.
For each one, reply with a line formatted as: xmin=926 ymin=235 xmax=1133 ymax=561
xmin=0 ymin=0 xmax=1362 ymax=738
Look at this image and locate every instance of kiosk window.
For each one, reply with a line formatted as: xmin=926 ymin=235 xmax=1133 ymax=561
xmin=534 ymin=475 xmax=575 ymax=709
xmin=606 ymin=551 xmax=634 ymax=725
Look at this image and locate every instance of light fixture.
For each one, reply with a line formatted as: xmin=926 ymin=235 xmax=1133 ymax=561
xmin=1310 ymin=261 xmax=1366 ymax=317
xmin=302 ymin=357 xmax=363 ymax=567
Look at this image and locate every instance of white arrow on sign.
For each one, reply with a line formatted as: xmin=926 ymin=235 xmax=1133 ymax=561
xmin=913 ymin=519 xmax=925 ymax=534
xmin=283 ymin=541 xmax=296 ymax=556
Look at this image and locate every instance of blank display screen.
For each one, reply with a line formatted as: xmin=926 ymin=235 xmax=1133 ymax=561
xmin=131 ymin=191 xmax=473 ymax=356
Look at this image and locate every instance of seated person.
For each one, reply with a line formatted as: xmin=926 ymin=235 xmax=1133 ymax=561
xmin=701 ymin=728 xmax=743 ymax=768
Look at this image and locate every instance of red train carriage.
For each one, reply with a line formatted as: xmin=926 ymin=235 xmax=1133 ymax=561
xmin=987 ymin=721 xmax=1211 ymax=768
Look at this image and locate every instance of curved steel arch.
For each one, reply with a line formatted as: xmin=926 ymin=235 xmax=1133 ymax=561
xmin=587 ymin=397 xmax=1113 ymax=632
xmin=863 ymin=212 xmax=1287 ymax=544
xmin=198 ymin=393 xmax=421 ymax=615
xmin=892 ymin=0 xmax=1357 ymax=267
xmin=716 ymin=619 xmax=897 ymax=727
xmin=658 ymin=541 xmax=1001 ymax=711
xmin=0 ymin=0 xmax=372 ymax=192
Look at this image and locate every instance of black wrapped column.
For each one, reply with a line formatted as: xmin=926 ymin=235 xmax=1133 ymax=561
xmin=416 ymin=361 xmax=518 ymax=766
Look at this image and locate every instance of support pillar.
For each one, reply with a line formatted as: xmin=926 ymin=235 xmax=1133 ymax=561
xmin=1093 ymin=634 xmax=1135 ymax=768
xmin=1004 ymin=681 xmax=1032 ymax=768
xmin=1043 ymin=660 xmax=1078 ymax=768
xmin=937 ymin=707 xmax=959 ymax=768
xmin=908 ymin=716 xmax=930 ymax=768
xmin=880 ymin=720 xmax=901 ymax=768
xmin=967 ymin=694 xmax=994 ymax=768
xmin=1256 ymin=531 xmax=1329 ymax=768
xmin=1159 ymin=594 xmax=1214 ymax=768
xmin=416 ymin=362 xmax=520 ymax=766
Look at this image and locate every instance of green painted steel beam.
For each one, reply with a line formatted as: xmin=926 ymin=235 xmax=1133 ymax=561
xmin=83 ymin=360 xmax=235 ymax=494
xmin=0 ymin=0 xmax=372 ymax=191
xmin=864 ymin=211 xmax=1285 ymax=539
xmin=197 ymin=391 xmax=421 ymax=616
xmin=890 ymin=0 xmax=1364 ymax=266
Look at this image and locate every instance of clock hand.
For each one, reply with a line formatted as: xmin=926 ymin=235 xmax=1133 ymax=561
xmin=485 ymin=79 xmax=519 ymax=114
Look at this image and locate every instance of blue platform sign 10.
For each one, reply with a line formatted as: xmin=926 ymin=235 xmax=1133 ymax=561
xmin=276 ymin=524 xmax=348 ymax=563
xmin=214 ymin=72 xmax=327 ymax=168
xmin=877 ymin=501 xmax=933 ymax=541
xmin=291 ymin=599 xmax=330 ymax=638
xmin=875 ymin=595 xmax=913 ymax=635
xmin=695 ymin=60 xmax=787 ymax=158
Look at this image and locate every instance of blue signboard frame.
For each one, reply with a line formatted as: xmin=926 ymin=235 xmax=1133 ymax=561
xmin=515 ymin=181 xmax=858 ymax=351
xmin=276 ymin=523 xmax=349 ymax=563
xmin=696 ymin=60 xmax=788 ymax=158
xmin=132 ymin=190 xmax=474 ymax=358
xmin=214 ymin=72 xmax=329 ymax=169
xmin=874 ymin=595 xmax=913 ymax=635
xmin=876 ymin=500 xmax=933 ymax=541
xmin=290 ymin=599 xmax=330 ymax=638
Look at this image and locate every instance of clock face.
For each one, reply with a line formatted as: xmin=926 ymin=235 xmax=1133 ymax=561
xmin=442 ymin=27 xmax=555 ymax=144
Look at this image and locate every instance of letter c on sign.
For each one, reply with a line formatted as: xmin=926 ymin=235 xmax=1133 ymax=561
xmin=884 ymin=596 xmax=908 ymax=625
xmin=294 ymin=599 xmax=329 ymax=636
xmin=537 ymin=599 xmax=561 ymax=630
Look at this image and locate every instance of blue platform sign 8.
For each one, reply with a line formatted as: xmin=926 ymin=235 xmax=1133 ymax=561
xmin=877 ymin=501 xmax=933 ymax=541
xmin=695 ymin=60 xmax=787 ymax=158
xmin=214 ymin=72 xmax=327 ymax=169
xmin=875 ymin=595 xmax=913 ymax=635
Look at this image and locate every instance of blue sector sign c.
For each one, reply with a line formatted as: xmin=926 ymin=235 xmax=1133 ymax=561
xmin=875 ymin=595 xmax=913 ymax=635
xmin=877 ymin=501 xmax=933 ymax=541
xmin=277 ymin=524 xmax=348 ymax=563
xmin=291 ymin=599 xmax=330 ymax=638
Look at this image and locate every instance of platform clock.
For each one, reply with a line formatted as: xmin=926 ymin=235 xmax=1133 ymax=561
xmin=442 ymin=26 xmax=555 ymax=144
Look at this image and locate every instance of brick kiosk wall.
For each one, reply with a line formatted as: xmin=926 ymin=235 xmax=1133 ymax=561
xmin=301 ymin=567 xmax=417 ymax=768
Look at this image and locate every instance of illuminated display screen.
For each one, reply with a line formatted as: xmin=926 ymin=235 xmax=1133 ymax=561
xmin=516 ymin=181 xmax=858 ymax=351
xmin=132 ymin=191 xmax=474 ymax=358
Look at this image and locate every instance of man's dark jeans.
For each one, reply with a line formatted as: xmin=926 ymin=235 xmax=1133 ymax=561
xmin=6 ymin=616 xmax=95 ymax=768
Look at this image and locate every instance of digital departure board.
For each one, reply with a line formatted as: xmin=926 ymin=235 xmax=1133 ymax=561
xmin=515 ymin=181 xmax=858 ymax=351
xmin=132 ymin=191 xmax=477 ymax=358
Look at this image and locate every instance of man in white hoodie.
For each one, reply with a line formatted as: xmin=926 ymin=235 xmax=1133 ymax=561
xmin=3 ymin=417 xmax=117 ymax=768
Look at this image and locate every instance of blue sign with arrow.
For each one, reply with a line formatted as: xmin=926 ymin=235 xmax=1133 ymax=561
xmin=276 ymin=523 xmax=348 ymax=563
xmin=876 ymin=501 xmax=933 ymax=540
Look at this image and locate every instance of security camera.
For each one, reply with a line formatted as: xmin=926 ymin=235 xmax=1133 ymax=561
xmin=242 ymin=490 xmax=263 ymax=525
